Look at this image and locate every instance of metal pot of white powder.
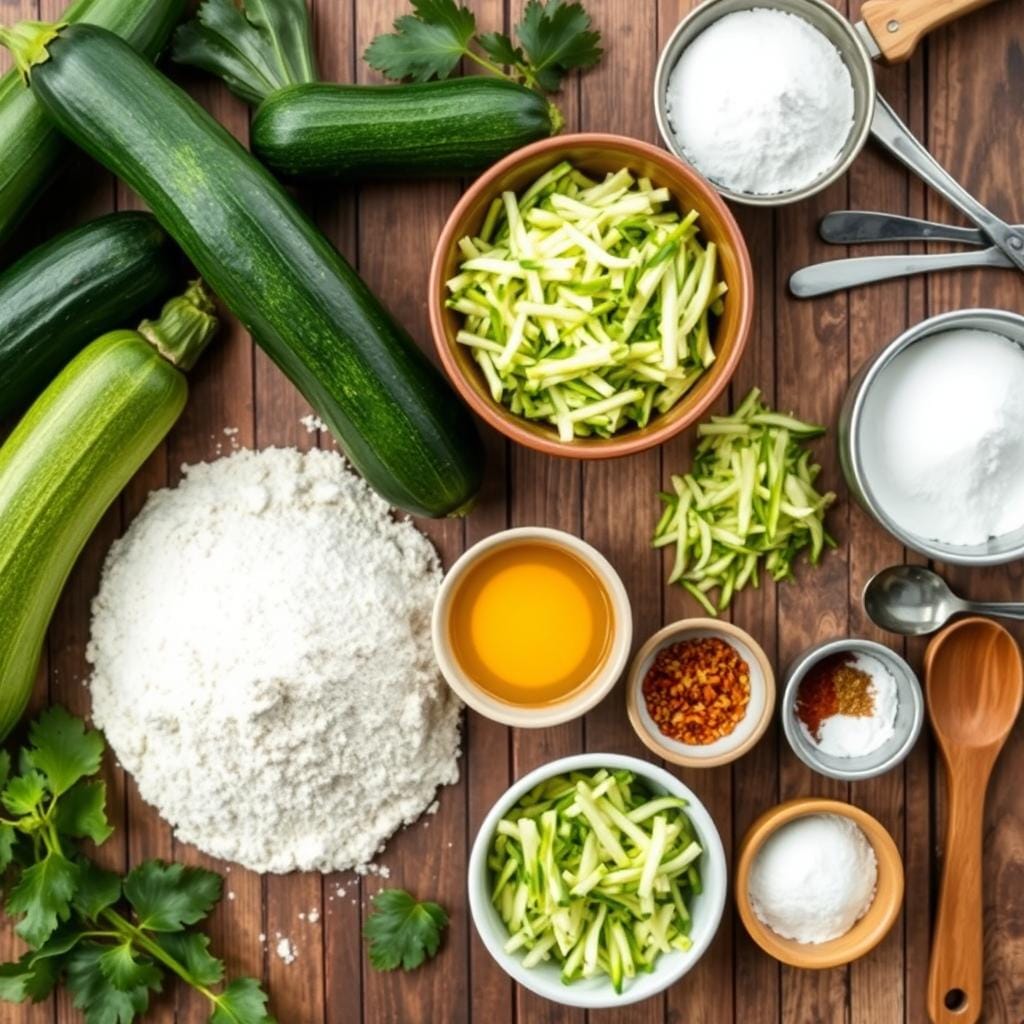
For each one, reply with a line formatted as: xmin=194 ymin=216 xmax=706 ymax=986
xmin=839 ymin=308 xmax=1024 ymax=565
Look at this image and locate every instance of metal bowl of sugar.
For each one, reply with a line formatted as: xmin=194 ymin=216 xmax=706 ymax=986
xmin=781 ymin=639 xmax=924 ymax=782
xmin=839 ymin=308 xmax=1024 ymax=566
xmin=653 ymin=0 xmax=875 ymax=206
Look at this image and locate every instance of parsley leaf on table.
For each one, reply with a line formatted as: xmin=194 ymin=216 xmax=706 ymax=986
xmin=156 ymin=932 xmax=225 ymax=987
xmin=209 ymin=977 xmax=276 ymax=1024
xmin=0 ymin=707 xmax=277 ymax=1023
xmin=65 ymin=943 xmax=153 ymax=1024
xmin=26 ymin=705 xmax=104 ymax=796
xmin=5 ymin=851 xmax=79 ymax=947
xmin=365 ymin=0 xmax=601 ymax=96
xmin=123 ymin=860 xmax=222 ymax=932
xmin=515 ymin=0 xmax=602 ymax=92
xmin=363 ymin=888 xmax=449 ymax=971
xmin=54 ymin=780 xmax=113 ymax=845
xmin=0 ymin=953 xmax=58 ymax=1003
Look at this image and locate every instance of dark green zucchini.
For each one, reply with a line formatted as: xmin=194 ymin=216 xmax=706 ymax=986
xmin=0 ymin=211 xmax=180 ymax=420
xmin=3 ymin=21 xmax=484 ymax=518
xmin=172 ymin=0 xmax=559 ymax=181
xmin=251 ymin=79 xmax=556 ymax=181
xmin=0 ymin=0 xmax=186 ymax=246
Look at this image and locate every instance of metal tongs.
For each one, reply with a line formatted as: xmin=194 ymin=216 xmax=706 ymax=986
xmin=790 ymin=98 xmax=1024 ymax=298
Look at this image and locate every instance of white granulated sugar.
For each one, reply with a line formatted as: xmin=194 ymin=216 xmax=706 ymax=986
xmin=87 ymin=447 xmax=462 ymax=874
xmin=666 ymin=9 xmax=854 ymax=195
xmin=859 ymin=329 xmax=1024 ymax=546
xmin=307 ymin=908 xmax=320 ymax=924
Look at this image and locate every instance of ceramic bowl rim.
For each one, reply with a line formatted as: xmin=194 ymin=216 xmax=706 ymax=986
xmin=734 ymin=797 xmax=904 ymax=968
xmin=625 ymin=618 xmax=776 ymax=767
xmin=468 ymin=752 xmax=728 ymax=1007
xmin=427 ymin=132 xmax=754 ymax=459
xmin=431 ymin=527 xmax=633 ymax=727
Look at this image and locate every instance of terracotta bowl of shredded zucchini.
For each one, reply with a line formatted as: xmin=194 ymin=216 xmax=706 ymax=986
xmin=429 ymin=133 xmax=754 ymax=457
xmin=468 ymin=753 xmax=727 ymax=1007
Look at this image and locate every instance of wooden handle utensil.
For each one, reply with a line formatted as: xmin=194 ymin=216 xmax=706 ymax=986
xmin=861 ymin=0 xmax=1000 ymax=63
xmin=924 ymin=617 xmax=1023 ymax=1024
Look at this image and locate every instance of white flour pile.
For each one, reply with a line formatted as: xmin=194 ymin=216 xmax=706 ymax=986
xmin=666 ymin=9 xmax=854 ymax=195
xmin=87 ymin=447 xmax=461 ymax=874
xmin=859 ymin=329 xmax=1024 ymax=546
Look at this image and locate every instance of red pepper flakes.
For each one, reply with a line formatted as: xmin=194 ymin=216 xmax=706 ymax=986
xmin=795 ymin=652 xmax=875 ymax=741
xmin=642 ymin=636 xmax=751 ymax=745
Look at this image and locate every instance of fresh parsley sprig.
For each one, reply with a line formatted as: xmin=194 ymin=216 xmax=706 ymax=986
xmin=364 ymin=0 xmax=602 ymax=96
xmin=363 ymin=889 xmax=448 ymax=971
xmin=0 ymin=707 xmax=275 ymax=1024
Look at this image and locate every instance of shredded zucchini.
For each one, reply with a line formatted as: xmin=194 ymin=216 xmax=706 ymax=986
xmin=654 ymin=388 xmax=836 ymax=614
xmin=487 ymin=767 xmax=702 ymax=992
xmin=446 ymin=162 xmax=727 ymax=440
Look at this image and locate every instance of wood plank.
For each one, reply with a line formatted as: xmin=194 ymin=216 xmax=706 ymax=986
xmin=927 ymin=5 xmax=1024 ymax=1021
xmin=773 ymin=6 xmax=852 ymax=1022
xmin=309 ymin=3 xmax=367 ymax=1022
xmin=844 ymin=7 xmax=914 ymax=1020
xmin=353 ymin=2 xmax=469 ymax=1021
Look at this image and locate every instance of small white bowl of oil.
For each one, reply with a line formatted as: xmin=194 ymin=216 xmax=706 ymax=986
xmin=431 ymin=527 xmax=632 ymax=727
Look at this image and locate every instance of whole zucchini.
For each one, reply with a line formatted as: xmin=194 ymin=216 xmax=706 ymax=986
xmin=172 ymin=0 xmax=559 ymax=181
xmin=0 ymin=0 xmax=186 ymax=246
xmin=0 ymin=282 xmax=217 ymax=740
xmin=0 ymin=211 xmax=180 ymax=420
xmin=4 ymin=21 xmax=484 ymax=518
xmin=251 ymin=79 xmax=557 ymax=181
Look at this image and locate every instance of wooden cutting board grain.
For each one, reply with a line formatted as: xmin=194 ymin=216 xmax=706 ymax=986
xmin=1 ymin=0 xmax=1022 ymax=1020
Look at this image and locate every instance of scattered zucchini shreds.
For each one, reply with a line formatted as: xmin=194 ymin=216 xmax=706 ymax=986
xmin=487 ymin=768 xmax=702 ymax=991
xmin=655 ymin=388 xmax=836 ymax=615
xmin=448 ymin=163 xmax=727 ymax=440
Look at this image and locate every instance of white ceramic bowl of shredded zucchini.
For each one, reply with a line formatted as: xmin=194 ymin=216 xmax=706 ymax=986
xmin=468 ymin=753 xmax=727 ymax=1007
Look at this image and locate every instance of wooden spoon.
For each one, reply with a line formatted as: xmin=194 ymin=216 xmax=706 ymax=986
xmin=924 ymin=617 xmax=1023 ymax=1024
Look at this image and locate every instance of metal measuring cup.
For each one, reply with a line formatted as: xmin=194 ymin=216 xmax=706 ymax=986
xmin=653 ymin=0 xmax=1003 ymax=208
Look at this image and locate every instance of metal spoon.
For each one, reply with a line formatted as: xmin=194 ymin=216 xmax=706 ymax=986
xmin=863 ymin=565 xmax=1024 ymax=636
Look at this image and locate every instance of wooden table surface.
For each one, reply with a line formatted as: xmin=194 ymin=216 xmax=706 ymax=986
xmin=2 ymin=0 xmax=1023 ymax=1021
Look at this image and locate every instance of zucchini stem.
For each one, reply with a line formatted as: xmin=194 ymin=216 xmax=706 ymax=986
xmin=0 ymin=20 xmax=65 ymax=83
xmin=137 ymin=280 xmax=219 ymax=371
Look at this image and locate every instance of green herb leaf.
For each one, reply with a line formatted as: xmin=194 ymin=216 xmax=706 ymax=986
xmin=363 ymin=889 xmax=448 ymax=971
xmin=515 ymin=0 xmax=602 ymax=92
xmin=25 ymin=706 xmax=104 ymax=796
xmin=0 ymin=952 xmax=59 ymax=1002
xmin=31 ymin=923 xmax=86 ymax=963
xmin=477 ymin=31 xmax=524 ymax=67
xmin=209 ymin=976 xmax=276 ymax=1024
xmin=0 ymin=749 xmax=11 ymax=790
xmin=123 ymin=860 xmax=221 ymax=932
xmin=66 ymin=942 xmax=151 ymax=1024
xmin=55 ymin=780 xmax=114 ymax=845
xmin=6 ymin=851 xmax=79 ymax=948
xmin=98 ymin=943 xmax=162 ymax=993
xmin=73 ymin=861 xmax=123 ymax=921
xmin=156 ymin=932 xmax=224 ymax=987
xmin=364 ymin=0 xmax=476 ymax=82
xmin=0 ymin=823 xmax=16 ymax=871
xmin=2 ymin=770 xmax=47 ymax=816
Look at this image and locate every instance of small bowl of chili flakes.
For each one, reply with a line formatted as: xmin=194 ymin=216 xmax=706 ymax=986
xmin=626 ymin=619 xmax=775 ymax=767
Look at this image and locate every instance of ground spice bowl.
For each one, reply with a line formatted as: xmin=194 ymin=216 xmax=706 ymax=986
xmin=626 ymin=619 xmax=774 ymax=767
xmin=428 ymin=133 xmax=754 ymax=459
xmin=781 ymin=638 xmax=924 ymax=781
xmin=735 ymin=797 xmax=904 ymax=969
